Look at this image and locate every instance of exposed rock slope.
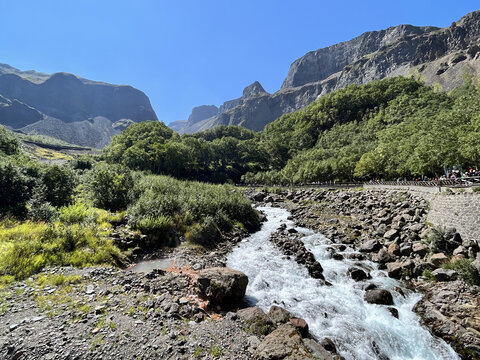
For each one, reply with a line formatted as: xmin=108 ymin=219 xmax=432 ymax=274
xmin=0 ymin=64 xmax=158 ymax=148
xmin=178 ymin=10 xmax=480 ymax=134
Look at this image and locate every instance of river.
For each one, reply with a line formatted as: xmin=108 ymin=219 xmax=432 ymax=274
xmin=226 ymin=206 xmax=459 ymax=360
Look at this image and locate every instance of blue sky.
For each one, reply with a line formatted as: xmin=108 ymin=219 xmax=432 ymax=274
xmin=1 ymin=1 xmax=479 ymax=124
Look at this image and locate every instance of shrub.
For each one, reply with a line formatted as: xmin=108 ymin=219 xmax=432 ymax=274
xmin=41 ymin=165 xmax=77 ymax=207
xmin=87 ymin=163 xmax=134 ymax=212
xmin=0 ymin=126 xmax=20 ymax=155
xmin=58 ymin=202 xmax=97 ymax=224
xmin=72 ymin=155 xmax=95 ymax=170
xmin=133 ymin=216 xmax=177 ymax=248
xmin=0 ymin=160 xmax=32 ymax=217
xmin=126 ymin=174 xmax=260 ymax=248
xmin=442 ymin=259 xmax=480 ymax=286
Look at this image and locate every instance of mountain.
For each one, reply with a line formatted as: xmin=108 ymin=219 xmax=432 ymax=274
xmin=0 ymin=64 xmax=158 ymax=148
xmin=176 ymin=10 xmax=480 ymax=134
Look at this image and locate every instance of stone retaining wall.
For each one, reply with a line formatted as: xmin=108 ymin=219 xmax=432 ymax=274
xmin=365 ymin=184 xmax=480 ymax=242
xmin=426 ymin=192 xmax=480 ymax=242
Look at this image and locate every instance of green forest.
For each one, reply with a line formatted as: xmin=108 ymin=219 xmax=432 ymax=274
xmin=2 ymin=74 xmax=480 ymax=280
xmin=103 ymin=76 xmax=480 ymax=185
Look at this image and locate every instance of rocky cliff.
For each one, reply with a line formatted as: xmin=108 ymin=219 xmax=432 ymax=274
xmin=177 ymin=10 xmax=480 ymax=134
xmin=0 ymin=64 xmax=158 ymax=148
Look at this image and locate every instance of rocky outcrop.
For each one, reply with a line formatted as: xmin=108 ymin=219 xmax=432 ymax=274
xmin=197 ymin=267 xmax=248 ymax=309
xmin=186 ymin=105 xmax=219 ymax=126
xmin=0 ymin=65 xmax=157 ymax=147
xmin=178 ymin=10 xmax=480 ymax=134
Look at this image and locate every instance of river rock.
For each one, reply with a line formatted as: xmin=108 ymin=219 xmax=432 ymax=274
xmin=304 ymin=338 xmax=336 ymax=360
xmin=384 ymin=229 xmax=399 ymax=240
xmin=252 ymin=192 xmax=267 ymax=202
xmin=348 ymin=267 xmax=369 ymax=281
xmin=364 ymin=289 xmax=394 ymax=306
xmin=376 ymin=248 xmax=391 ymax=263
xmin=268 ymin=306 xmax=292 ymax=325
xmin=359 ymin=239 xmax=382 ymax=252
xmin=431 ymin=269 xmax=458 ymax=282
xmin=412 ymin=242 xmax=428 ymax=257
xmin=197 ymin=267 xmax=248 ymax=309
xmin=399 ymin=243 xmax=412 ymax=256
xmin=290 ymin=317 xmax=309 ymax=337
xmin=254 ymin=323 xmax=311 ymax=360
xmin=387 ymin=243 xmax=400 ymax=256
xmin=238 ymin=307 xmax=273 ymax=336
xmin=429 ymin=253 xmax=448 ymax=267
xmin=472 ymin=254 xmax=480 ymax=276
xmin=387 ymin=260 xmax=412 ymax=279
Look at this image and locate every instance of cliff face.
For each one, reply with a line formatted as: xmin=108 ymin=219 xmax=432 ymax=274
xmin=0 ymin=65 xmax=157 ymax=148
xmin=177 ymin=10 xmax=480 ymax=134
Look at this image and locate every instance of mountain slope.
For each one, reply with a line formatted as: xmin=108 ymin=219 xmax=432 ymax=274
xmin=0 ymin=65 xmax=158 ymax=148
xmin=177 ymin=9 xmax=480 ymax=134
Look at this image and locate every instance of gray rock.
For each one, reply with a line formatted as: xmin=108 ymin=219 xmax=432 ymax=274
xmin=197 ymin=267 xmax=248 ymax=309
xmin=431 ymin=268 xmax=458 ymax=282
xmin=412 ymin=242 xmax=428 ymax=257
xmin=384 ymin=229 xmax=399 ymax=240
xmin=238 ymin=307 xmax=273 ymax=336
xmin=364 ymin=289 xmax=394 ymax=306
xmin=360 ymin=239 xmax=382 ymax=252
xmin=254 ymin=324 xmax=311 ymax=359
xmin=268 ymin=305 xmax=292 ymax=325
xmin=429 ymin=253 xmax=448 ymax=267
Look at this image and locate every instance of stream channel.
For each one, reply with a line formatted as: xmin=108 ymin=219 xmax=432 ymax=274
xmin=226 ymin=206 xmax=460 ymax=360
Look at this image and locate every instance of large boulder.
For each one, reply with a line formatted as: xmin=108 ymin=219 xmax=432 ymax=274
xmin=364 ymin=289 xmax=394 ymax=305
xmin=254 ymin=323 xmax=312 ymax=360
xmin=197 ymin=267 xmax=248 ymax=309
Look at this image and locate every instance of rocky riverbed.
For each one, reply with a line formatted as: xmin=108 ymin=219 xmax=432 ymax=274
xmin=247 ymin=187 xmax=480 ymax=359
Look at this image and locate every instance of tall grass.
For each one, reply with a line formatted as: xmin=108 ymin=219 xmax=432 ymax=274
xmin=0 ymin=205 xmax=126 ymax=280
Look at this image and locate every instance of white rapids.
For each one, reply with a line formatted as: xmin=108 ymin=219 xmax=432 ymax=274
xmin=226 ymin=206 xmax=460 ymax=360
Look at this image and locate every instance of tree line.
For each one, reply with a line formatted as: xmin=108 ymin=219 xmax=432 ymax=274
xmin=102 ymin=76 xmax=480 ymax=184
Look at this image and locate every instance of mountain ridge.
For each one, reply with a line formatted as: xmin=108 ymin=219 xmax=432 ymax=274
xmin=176 ymin=9 xmax=480 ymax=134
xmin=0 ymin=65 xmax=158 ymax=148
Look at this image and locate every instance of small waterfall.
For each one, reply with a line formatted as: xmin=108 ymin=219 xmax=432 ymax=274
xmin=226 ymin=206 xmax=459 ymax=360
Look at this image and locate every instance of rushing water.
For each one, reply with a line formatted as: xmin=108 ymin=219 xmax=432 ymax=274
xmin=226 ymin=207 xmax=459 ymax=360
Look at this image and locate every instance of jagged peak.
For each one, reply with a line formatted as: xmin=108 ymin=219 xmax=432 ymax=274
xmin=242 ymin=81 xmax=267 ymax=98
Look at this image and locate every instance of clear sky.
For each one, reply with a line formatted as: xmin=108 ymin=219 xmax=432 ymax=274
xmin=1 ymin=1 xmax=479 ymax=124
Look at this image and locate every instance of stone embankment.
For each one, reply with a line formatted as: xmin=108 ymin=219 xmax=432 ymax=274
xmin=248 ymin=187 xmax=480 ymax=359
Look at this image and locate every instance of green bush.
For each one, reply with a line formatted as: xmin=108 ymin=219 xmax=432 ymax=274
xmin=28 ymin=185 xmax=57 ymax=222
xmin=0 ymin=160 xmax=32 ymax=217
xmin=134 ymin=216 xmax=177 ymax=248
xmin=87 ymin=163 xmax=134 ymax=212
xmin=72 ymin=155 xmax=95 ymax=170
xmin=442 ymin=259 xmax=480 ymax=286
xmin=41 ymin=165 xmax=77 ymax=207
xmin=0 ymin=126 xmax=20 ymax=155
